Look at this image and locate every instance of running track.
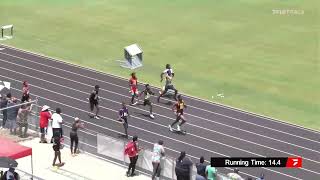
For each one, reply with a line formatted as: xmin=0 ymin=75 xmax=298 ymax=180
xmin=0 ymin=44 xmax=319 ymax=180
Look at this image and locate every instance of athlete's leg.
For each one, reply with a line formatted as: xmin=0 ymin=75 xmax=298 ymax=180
xmin=95 ymin=104 xmax=100 ymax=117
xmin=157 ymin=86 xmax=169 ymax=102
xmin=171 ymin=115 xmax=180 ymax=127
xmin=179 ymin=115 xmax=186 ymax=126
xmin=172 ymin=86 xmax=178 ymax=100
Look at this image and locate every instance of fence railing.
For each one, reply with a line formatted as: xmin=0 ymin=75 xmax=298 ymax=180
xmin=97 ymin=134 xmax=231 ymax=180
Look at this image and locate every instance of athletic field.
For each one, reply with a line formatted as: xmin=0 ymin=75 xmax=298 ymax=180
xmin=0 ymin=0 xmax=318 ymax=130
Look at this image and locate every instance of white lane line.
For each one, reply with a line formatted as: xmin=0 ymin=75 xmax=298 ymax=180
xmin=0 ymin=53 xmax=318 ymax=143
xmin=3 ymin=78 xmax=318 ymax=177
xmin=1 ymin=46 xmax=318 ymax=134
xmin=1 ymin=67 xmax=320 ymax=158
xmin=0 ymin=59 xmax=319 ymax=150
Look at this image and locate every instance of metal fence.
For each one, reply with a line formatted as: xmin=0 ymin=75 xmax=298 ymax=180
xmin=97 ymin=134 xmax=231 ymax=180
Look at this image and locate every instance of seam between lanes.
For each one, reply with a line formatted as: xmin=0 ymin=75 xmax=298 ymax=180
xmin=2 ymin=77 xmax=318 ymax=178
xmin=1 ymin=45 xmax=318 ymax=134
xmin=0 ymin=52 xmax=318 ymax=141
xmin=0 ymin=58 xmax=319 ymax=148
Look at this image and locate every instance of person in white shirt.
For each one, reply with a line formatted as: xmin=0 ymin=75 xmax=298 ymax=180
xmin=227 ymin=168 xmax=244 ymax=180
xmin=51 ymin=108 xmax=63 ymax=139
xmin=151 ymin=140 xmax=165 ymax=180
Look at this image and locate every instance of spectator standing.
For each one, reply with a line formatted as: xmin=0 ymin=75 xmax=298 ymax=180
xmin=0 ymin=93 xmax=11 ymax=129
xmin=151 ymin=140 xmax=165 ymax=180
xmin=228 ymin=168 xmax=244 ymax=180
xmin=39 ymin=105 xmax=52 ymax=143
xmin=52 ymin=132 xmax=65 ymax=167
xmin=175 ymin=151 xmax=193 ymax=180
xmin=124 ymin=136 xmax=141 ymax=177
xmin=51 ymin=108 xmax=63 ymax=139
xmin=70 ymin=117 xmax=84 ymax=156
xmin=6 ymin=97 xmax=19 ymax=135
xmin=196 ymin=156 xmax=206 ymax=178
xmin=21 ymin=81 xmax=30 ymax=103
xmin=118 ymin=102 xmax=129 ymax=138
xmin=206 ymin=164 xmax=217 ymax=180
xmin=17 ymin=104 xmax=33 ymax=138
xmin=4 ymin=167 xmax=20 ymax=180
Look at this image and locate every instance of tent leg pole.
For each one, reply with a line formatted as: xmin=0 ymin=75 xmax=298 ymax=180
xmin=31 ymin=155 xmax=34 ymax=180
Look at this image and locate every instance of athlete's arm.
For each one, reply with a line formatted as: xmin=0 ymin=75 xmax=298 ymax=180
xmin=148 ymin=89 xmax=155 ymax=95
xmin=172 ymin=103 xmax=177 ymax=112
xmin=160 ymin=72 xmax=165 ymax=82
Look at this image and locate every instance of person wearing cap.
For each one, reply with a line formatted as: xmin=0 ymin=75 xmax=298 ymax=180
xmin=139 ymin=84 xmax=155 ymax=119
xmin=227 ymin=168 xmax=244 ymax=180
xmin=70 ymin=117 xmax=84 ymax=156
xmin=118 ymin=102 xmax=129 ymax=138
xmin=39 ymin=105 xmax=52 ymax=143
xmin=21 ymin=81 xmax=30 ymax=103
xmin=89 ymin=85 xmax=100 ymax=119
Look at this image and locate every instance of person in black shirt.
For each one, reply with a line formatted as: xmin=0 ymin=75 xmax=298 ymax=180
xmin=175 ymin=151 xmax=193 ymax=180
xmin=196 ymin=156 xmax=206 ymax=178
xmin=52 ymin=132 xmax=64 ymax=167
xmin=139 ymin=84 xmax=155 ymax=119
xmin=89 ymin=85 xmax=100 ymax=119
xmin=0 ymin=93 xmax=11 ymax=129
xmin=118 ymin=102 xmax=129 ymax=138
xmin=70 ymin=117 xmax=84 ymax=156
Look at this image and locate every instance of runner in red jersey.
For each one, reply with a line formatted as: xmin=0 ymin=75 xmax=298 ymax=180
xmin=129 ymin=72 xmax=139 ymax=105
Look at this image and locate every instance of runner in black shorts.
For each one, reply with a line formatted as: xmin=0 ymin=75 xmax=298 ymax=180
xmin=139 ymin=84 xmax=155 ymax=119
xmin=118 ymin=102 xmax=129 ymax=138
xmin=169 ymin=95 xmax=187 ymax=132
xmin=89 ymin=85 xmax=100 ymax=119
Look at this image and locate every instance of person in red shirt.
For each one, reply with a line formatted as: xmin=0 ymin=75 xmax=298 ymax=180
xmin=39 ymin=105 xmax=52 ymax=143
xmin=21 ymin=81 xmax=30 ymax=102
xmin=129 ymin=72 xmax=139 ymax=105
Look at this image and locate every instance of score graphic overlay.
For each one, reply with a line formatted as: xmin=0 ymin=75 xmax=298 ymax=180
xmin=211 ymin=157 xmax=302 ymax=168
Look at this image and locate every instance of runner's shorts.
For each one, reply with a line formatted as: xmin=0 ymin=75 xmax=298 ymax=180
xmin=143 ymin=99 xmax=151 ymax=106
xmin=90 ymin=101 xmax=99 ymax=111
